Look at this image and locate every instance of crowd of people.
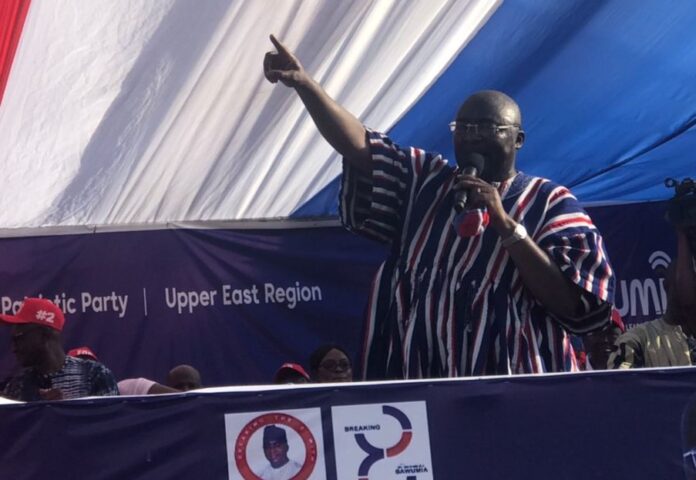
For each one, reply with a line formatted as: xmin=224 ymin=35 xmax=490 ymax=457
xmin=0 ymin=295 xmax=354 ymax=401
xmin=0 ymin=297 xmax=205 ymax=401
xmin=0 ymin=35 xmax=694 ymax=402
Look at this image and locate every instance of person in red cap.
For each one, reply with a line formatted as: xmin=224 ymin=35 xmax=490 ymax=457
xmin=67 ymin=346 xmax=99 ymax=362
xmin=0 ymin=298 xmax=119 ymax=401
xmin=273 ymin=362 xmax=310 ymax=384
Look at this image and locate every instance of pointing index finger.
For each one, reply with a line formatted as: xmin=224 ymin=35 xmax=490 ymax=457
xmin=269 ymin=34 xmax=290 ymax=56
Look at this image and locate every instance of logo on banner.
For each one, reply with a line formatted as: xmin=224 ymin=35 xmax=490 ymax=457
xmin=332 ymin=401 xmax=433 ymax=480
xmin=615 ymin=250 xmax=670 ymax=322
xmin=224 ymin=408 xmax=326 ymax=480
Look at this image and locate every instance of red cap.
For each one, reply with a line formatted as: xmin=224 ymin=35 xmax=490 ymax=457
xmin=0 ymin=298 xmax=65 ymax=331
xmin=67 ymin=346 xmax=98 ymax=361
xmin=274 ymin=362 xmax=310 ymax=382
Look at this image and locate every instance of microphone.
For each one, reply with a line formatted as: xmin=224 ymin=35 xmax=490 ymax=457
xmin=454 ymin=153 xmax=485 ymax=213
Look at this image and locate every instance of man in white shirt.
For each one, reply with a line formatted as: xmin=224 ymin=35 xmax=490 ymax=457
xmin=259 ymin=425 xmax=302 ymax=480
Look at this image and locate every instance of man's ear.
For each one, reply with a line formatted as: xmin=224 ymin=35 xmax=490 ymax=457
xmin=515 ymin=130 xmax=525 ymax=150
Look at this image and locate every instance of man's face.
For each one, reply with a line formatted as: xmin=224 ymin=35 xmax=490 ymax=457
xmin=276 ymin=371 xmax=309 ymax=384
xmin=264 ymin=440 xmax=289 ymax=468
xmin=167 ymin=366 xmax=201 ymax=391
xmin=170 ymin=376 xmax=199 ymax=391
xmin=452 ymin=93 xmax=524 ymax=182
xmin=583 ymin=326 xmax=622 ymax=369
xmin=10 ymin=325 xmax=47 ymax=368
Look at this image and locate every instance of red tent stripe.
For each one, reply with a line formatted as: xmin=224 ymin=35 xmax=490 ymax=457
xmin=0 ymin=0 xmax=31 ymax=104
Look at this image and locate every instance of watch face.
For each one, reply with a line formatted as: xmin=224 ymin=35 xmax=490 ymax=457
xmin=502 ymin=223 xmax=527 ymax=247
xmin=515 ymin=223 xmax=527 ymax=238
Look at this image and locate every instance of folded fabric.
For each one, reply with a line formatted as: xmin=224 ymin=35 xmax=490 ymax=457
xmin=452 ymin=208 xmax=490 ymax=237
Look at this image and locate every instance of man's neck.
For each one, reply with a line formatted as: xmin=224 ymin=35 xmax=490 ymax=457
xmin=483 ymin=169 xmax=518 ymax=184
xmin=481 ymin=164 xmax=517 ymax=183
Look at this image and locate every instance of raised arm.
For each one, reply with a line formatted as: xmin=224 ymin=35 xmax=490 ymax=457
xmin=264 ymin=35 xmax=371 ymax=174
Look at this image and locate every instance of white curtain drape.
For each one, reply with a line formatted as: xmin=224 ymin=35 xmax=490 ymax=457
xmin=0 ymin=0 xmax=499 ymax=231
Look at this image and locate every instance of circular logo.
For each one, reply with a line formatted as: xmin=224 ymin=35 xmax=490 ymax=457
xmin=234 ymin=412 xmax=317 ymax=479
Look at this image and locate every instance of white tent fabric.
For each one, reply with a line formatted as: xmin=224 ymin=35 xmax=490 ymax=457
xmin=0 ymin=0 xmax=498 ymax=231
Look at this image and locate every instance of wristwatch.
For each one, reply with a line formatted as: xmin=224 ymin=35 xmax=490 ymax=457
xmin=501 ymin=222 xmax=528 ymax=247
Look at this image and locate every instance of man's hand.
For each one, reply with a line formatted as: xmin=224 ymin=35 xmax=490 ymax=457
xmin=263 ymin=35 xmax=306 ymax=88
xmin=454 ymin=175 xmax=515 ymax=235
xmin=262 ymin=34 xmax=370 ymax=172
xmin=456 ymin=173 xmax=584 ymax=319
xmin=38 ymin=388 xmax=63 ymax=401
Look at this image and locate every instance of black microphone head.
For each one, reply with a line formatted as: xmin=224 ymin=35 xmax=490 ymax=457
xmin=461 ymin=152 xmax=485 ymax=173
xmin=454 ymin=152 xmax=486 ymax=213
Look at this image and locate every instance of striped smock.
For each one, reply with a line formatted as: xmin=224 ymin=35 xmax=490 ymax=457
xmin=340 ymin=131 xmax=615 ymax=379
xmin=3 ymin=356 xmax=119 ymax=401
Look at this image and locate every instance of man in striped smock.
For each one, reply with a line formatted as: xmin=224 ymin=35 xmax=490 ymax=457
xmin=265 ymin=36 xmax=615 ymax=379
xmin=1 ymin=298 xmax=118 ymax=401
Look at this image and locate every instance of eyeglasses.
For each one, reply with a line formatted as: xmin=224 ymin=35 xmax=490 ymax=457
xmin=320 ymin=359 xmax=351 ymax=370
xmin=449 ymin=121 xmax=519 ymax=137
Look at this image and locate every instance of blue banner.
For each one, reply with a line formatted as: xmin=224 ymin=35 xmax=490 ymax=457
xmin=588 ymin=201 xmax=675 ymax=326
xmin=0 ymin=201 xmax=677 ymax=385
xmin=0 ymin=226 xmax=386 ymax=385
xmin=0 ymin=368 xmax=694 ymax=479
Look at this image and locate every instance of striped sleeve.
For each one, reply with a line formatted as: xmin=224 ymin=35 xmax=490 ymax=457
xmin=339 ymin=130 xmax=436 ymax=245
xmin=534 ymin=184 xmax=615 ymax=333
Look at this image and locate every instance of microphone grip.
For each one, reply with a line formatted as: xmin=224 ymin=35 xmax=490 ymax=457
xmin=454 ymin=166 xmax=479 ymax=213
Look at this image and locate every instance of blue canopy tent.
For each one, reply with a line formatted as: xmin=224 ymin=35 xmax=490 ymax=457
xmin=296 ymin=0 xmax=696 ymax=217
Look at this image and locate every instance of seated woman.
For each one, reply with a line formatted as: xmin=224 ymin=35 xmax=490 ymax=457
xmin=309 ymin=345 xmax=353 ymax=383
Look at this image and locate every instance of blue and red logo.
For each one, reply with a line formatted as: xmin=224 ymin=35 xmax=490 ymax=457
xmin=354 ymin=405 xmax=413 ymax=479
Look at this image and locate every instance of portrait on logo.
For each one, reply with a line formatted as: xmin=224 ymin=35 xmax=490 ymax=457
xmin=331 ymin=401 xmax=434 ymax=479
xmin=224 ymin=408 xmax=326 ymax=480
